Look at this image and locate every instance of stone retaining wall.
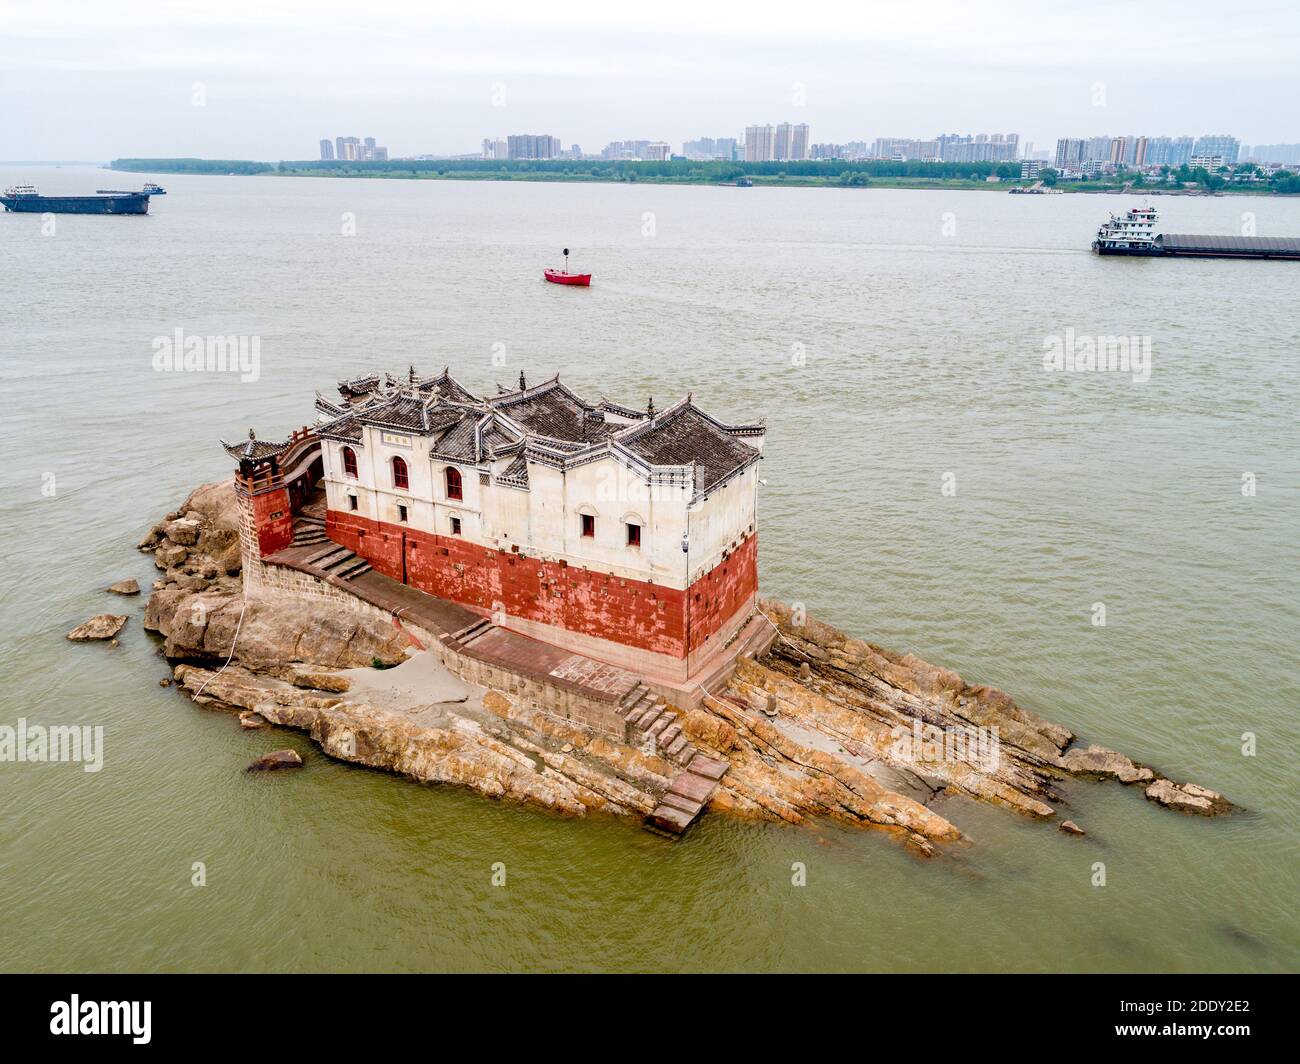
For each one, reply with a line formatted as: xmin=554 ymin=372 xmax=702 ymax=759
xmin=248 ymin=557 xmax=628 ymax=739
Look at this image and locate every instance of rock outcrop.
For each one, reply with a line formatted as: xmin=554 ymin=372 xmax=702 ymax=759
xmin=247 ymin=749 xmax=303 ymax=772
xmin=730 ymin=600 xmax=1234 ymax=821
xmin=139 ymin=485 xmax=1235 ymax=853
xmin=107 ymin=578 xmax=140 ymax=596
xmin=140 ymin=480 xmax=408 ymax=674
xmin=68 ymin=615 xmax=127 ymax=641
xmin=1144 ymin=779 xmax=1234 ymax=816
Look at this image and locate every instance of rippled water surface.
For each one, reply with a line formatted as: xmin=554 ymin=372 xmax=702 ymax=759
xmin=1 ymin=166 xmax=1297 ymax=972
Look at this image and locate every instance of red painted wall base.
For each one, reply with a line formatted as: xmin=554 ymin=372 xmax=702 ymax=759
xmin=251 ymin=487 xmax=294 ymax=557
xmin=324 ymin=509 xmax=758 ymax=662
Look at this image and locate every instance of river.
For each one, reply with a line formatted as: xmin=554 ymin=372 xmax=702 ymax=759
xmin=1 ymin=165 xmax=1296 ymax=971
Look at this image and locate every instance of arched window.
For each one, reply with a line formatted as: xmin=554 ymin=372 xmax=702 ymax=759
xmin=445 ymin=466 xmax=463 ymax=501
xmin=392 ymin=456 xmax=409 ymax=491
xmin=341 ymin=446 xmax=358 ymax=478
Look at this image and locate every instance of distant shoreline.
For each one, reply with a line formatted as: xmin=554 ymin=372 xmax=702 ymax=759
xmin=107 ymin=157 xmax=1298 ymax=196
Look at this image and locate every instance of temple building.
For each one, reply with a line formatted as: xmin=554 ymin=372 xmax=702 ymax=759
xmin=224 ymin=368 xmax=767 ymax=689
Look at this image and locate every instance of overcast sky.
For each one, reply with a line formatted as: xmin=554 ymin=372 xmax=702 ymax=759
xmin=2 ymin=0 xmax=1297 ymax=160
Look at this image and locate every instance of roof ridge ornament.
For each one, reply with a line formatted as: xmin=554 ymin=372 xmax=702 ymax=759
xmin=519 ymin=370 xmax=527 ymax=390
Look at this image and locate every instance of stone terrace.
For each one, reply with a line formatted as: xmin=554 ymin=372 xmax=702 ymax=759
xmin=262 ymin=541 xmax=731 ymax=834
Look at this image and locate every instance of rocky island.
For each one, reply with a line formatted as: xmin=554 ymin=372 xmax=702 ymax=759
xmin=134 ymin=478 xmax=1235 ymax=853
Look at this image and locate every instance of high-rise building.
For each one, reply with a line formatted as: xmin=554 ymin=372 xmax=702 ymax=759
xmin=644 ymin=142 xmax=671 ymax=161
xmin=791 ymin=123 xmax=810 ymax=161
xmin=506 ymin=134 xmax=560 ymax=160
xmin=1193 ymin=134 xmax=1240 ymax=165
xmin=872 ymin=137 xmax=940 ymax=160
xmin=759 ymin=123 xmax=811 ymax=161
xmin=931 ymin=133 xmax=1019 ymax=162
xmin=682 ymin=137 xmax=738 ymax=160
xmin=325 ymin=136 xmax=387 ymax=162
xmin=745 ymin=125 xmax=775 ymax=162
xmin=1054 ymin=138 xmax=1086 ymax=169
xmin=1248 ymin=143 xmax=1300 ymax=165
xmin=320 ymin=139 xmax=335 ymax=161
xmin=1085 ymin=136 xmax=1112 ymax=163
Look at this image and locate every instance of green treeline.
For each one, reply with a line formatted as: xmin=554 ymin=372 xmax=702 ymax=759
xmin=108 ymin=156 xmax=1300 ymax=193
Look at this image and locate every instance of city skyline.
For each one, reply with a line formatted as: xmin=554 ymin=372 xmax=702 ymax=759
xmin=3 ymin=0 xmax=1298 ymax=160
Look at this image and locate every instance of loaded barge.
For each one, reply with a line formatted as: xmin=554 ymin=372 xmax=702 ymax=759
xmin=1093 ymin=206 xmax=1300 ymax=259
xmin=1 ymin=183 xmax=166 ymax=215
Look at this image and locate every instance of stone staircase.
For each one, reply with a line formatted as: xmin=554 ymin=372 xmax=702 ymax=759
xmin=614 ymin=683 xmax=731 ymax=836
xmin=291 ymin=510 xmax=329 ymax=547
xmin=616 ymin=683 xmax=695 ymax=767
xmin=446 ymin=618 xmax=494 ymax=650
xmin=646 ymin=754 xmax=730 ymax=837
xmin=438 ymin=622 xmax=730 ymax=838
xmin=300 ymin=541 xmax=372 ymax=581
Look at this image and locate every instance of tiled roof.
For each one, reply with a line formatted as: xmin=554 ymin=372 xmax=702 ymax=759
xmin=417 ymin=368 xmax=479 ymax=404
xmin=620 ymin=405 xmax=762 ymax=492
xmin=251 ymin=368 xmax=766 ymax=498
xmin=498 ymin=453 xmax=530 ymax=488
xmin=356 ymin=392 xmax=456 ymax=434
xmin=315 ymin=391 xmax=346 ymax=418
xmin=428 ymin=415 xmax=479 ymax=462
xmin=315 ymin=410 xmax=363 ymax=442
xmin=490 ymin=378 xmax=621 ymax=444
xmin=221 ymin=433 xmax=288 ymax=461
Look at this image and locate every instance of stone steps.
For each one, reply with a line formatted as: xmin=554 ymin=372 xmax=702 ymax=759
xmin=300 ymin=541 xmax=371 ymax=582
xmin=646 ymin=754 xmax=730 ymax=836
xmin=448 ymin=618 xmax=493 ymax=648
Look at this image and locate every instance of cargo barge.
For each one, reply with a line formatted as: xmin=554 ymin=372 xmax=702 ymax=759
xmin=1093 ymin=206 xmax=1300 ymax=259
xmin=1 ymin=183 xmax=166 ymax=215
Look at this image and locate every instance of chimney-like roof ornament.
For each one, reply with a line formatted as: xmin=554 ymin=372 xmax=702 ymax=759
xmin=248 ymin=427 xmax=256 ymax=439
xmin=647 ymin=397 xmax=655 ymax=419
xmin=519 ymin=370 xmax=527 ymax=390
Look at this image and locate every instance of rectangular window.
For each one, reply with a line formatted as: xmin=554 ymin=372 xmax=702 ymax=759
xmin=450 ymin=517 xmax=462 ymax=536
xmin=581 ymin=514 xmax=595 ymax=538
xmin=626 ymin=523 xmax=641 ymax=548
xmin=398 ymin=504 xmax=408 ymax=523
xmin=479 ymin=473 xmax=490 ymax=487
xmin=348 ymin=495 xmax=358 ymax=511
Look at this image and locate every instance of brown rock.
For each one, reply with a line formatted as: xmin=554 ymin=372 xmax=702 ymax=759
xmin=107 ymin=578 xmax=140 ymax=596
xmin=1060 ymin=744 xmax=1154 ymax=784
xmin=905 ymin=832 xmax=936 ymax=858
xmin=239 ymin=711 xmax=266 ymax=729
xmin=165 ymin=517 xmax=202 ymax=546
xmin=681 ymin=708 xmax=739 ymax=752
xmin=1144 ymin=779 xmax=1234 ymax=816
xmin=159 ymin=678 xmax=173 ymax=687
xmin=67 ymin=614 xmax=127 ymax=641
xmin=482 ymin=690 xmax=514 ymax=719
xmin=287 ymin=668 xmax=352 ymax=693
xmin=247 ymin=749 xmax=303 ymax=772
xmin=1059 ymin=819 xmax=1086 ymax=836
xmin=154 ymin=543 xmax=189 ymax=569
